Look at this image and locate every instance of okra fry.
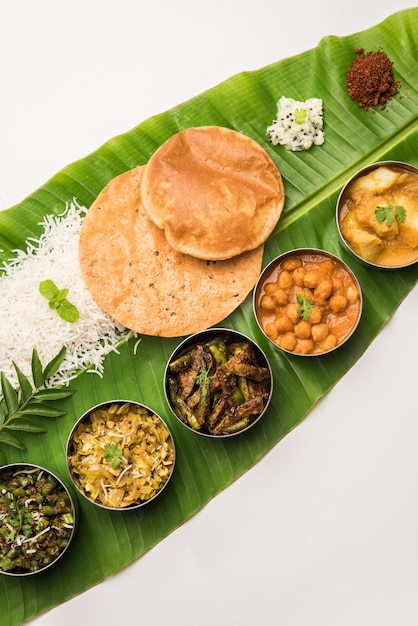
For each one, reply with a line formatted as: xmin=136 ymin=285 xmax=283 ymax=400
xmin=167 ymin=334 xmax=271 ymax=436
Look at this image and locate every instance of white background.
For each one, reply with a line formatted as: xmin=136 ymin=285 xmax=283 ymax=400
xmin=1 ymin=2 xmax=417 ymax=625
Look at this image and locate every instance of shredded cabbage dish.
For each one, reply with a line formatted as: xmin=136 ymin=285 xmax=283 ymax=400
xmin=67 ymin=402 xmax=175 ymax=509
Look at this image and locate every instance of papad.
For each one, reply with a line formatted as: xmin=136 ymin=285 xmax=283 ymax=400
xmin=79 ymin=166 xmax=264 ymax=337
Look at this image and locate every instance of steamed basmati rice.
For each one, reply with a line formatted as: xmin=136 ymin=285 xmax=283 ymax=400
xmin=0 ymin=200 xmax=134 ymax=388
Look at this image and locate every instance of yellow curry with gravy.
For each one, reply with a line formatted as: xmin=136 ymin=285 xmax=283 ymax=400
xmin=338 ymin=162 xmax=418 ymax=268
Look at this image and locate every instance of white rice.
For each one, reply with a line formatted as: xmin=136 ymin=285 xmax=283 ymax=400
xmin=0 ymin=200 xmax=134 ymax=388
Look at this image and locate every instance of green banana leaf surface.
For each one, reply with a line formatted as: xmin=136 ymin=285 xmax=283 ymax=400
xmin=1 ymin=8 xmax=418 ymax=625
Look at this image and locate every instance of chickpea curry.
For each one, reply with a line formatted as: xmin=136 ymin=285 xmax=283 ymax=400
xmin=255 ymin=251 xmax=361 ymax=355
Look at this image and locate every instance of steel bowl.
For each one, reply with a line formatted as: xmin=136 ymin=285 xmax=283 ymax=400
xmin=336 ymin=160 xmax=418 ymax=269
xmin=66 ymin=400 xmax=176 ymax=511
xmin=0 ymin=463 xmax=77 ymax=577
xmin=164 ymin=327 xmax=273 ymax=438
xmin=253 ymin=248 xmax=362 ymax=356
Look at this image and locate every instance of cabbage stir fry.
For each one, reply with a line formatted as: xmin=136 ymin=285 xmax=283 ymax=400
xmin=0 ymin=467 xmax=75 ymax=574
xmin=67 ymin=402 xmax=175 ymax=508
xmin=167 ymin=335 xmax=271 ymax=435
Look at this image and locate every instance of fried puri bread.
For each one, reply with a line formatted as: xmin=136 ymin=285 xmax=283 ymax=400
xmin=140 ymin=126 xmax=285 ymax=261
xmin=79 ymin=166 xmax=264 ymax=337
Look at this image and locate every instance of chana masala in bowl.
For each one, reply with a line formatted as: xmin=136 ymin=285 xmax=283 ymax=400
xmin=66 ymin=401 xmax=175 ymax=510
xmin=336 ymin=160 xmax=418 ymax=269
xmin=164 ymin=328 xmax=273 ymax=437
xmin=0 ymin=463 xmax=76 ymax=577
xmin=253 ymin=249 xmax=362 ymax=356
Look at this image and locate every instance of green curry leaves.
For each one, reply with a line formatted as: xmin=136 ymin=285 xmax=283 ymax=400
xmin=39 ymin=279 xmax=80 ymax=323
xmin=0 ymin=347 xmax=74 ymax=463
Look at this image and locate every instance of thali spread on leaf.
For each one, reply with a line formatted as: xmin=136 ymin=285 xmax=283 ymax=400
xmin=0 ymin=16 xmax=417 ymax=624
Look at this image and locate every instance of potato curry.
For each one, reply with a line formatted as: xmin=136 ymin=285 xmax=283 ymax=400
xmin=338 ymin=164 xmax=418 ymax=267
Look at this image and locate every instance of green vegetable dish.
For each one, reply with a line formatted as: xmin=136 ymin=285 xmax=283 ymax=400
xmin=0 ymin=464 xmax=76 ymax=576
xmin=165 ymin=330 xmax=272 ymax=437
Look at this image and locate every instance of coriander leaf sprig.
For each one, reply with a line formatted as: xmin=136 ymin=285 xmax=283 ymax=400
xmin=0 ymin=347 xmax=74 ymax=463
xmin=375 ymin=195 xmax=407 ymax=228
xmin=297 ymin=292 xmax=314 ymax=321
xmin=103 ymin=443 xmax=124 ymax=469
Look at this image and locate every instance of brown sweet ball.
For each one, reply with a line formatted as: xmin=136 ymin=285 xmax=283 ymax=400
xmin=140 ymin=126 xmax=285 ymax=261
xmin=79 ymin=166 xmax=264 ymax=337
xmin=346 ymin=48 xmax=401 ymax=110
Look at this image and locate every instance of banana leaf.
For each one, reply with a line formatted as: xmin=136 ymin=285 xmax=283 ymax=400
xmin=1 ymin=8 xmax=417 ymax=625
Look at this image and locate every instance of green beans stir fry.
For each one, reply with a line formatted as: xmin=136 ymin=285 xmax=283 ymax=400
xmin=167 ymin=335 xmax=271 ymax=435
xmin=0 ymin=466 xmax=75 ymax=574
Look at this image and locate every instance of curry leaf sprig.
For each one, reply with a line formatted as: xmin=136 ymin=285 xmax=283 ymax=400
xmin=0 ymin=347 xmax=74 ymax=461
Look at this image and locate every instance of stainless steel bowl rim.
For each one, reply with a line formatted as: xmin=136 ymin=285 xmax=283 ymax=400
xmin=164 ymin=327 xmax=273 ymax=438
xmin=336 ymin=160 xmax=418 ymax=270
xmin=0 ymin=462 xmax=77 ymax=577
xmin=66 ymin=399 xmax=176 ymax=511
xmin=253 ymin=247 xmax=363 ymax=357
